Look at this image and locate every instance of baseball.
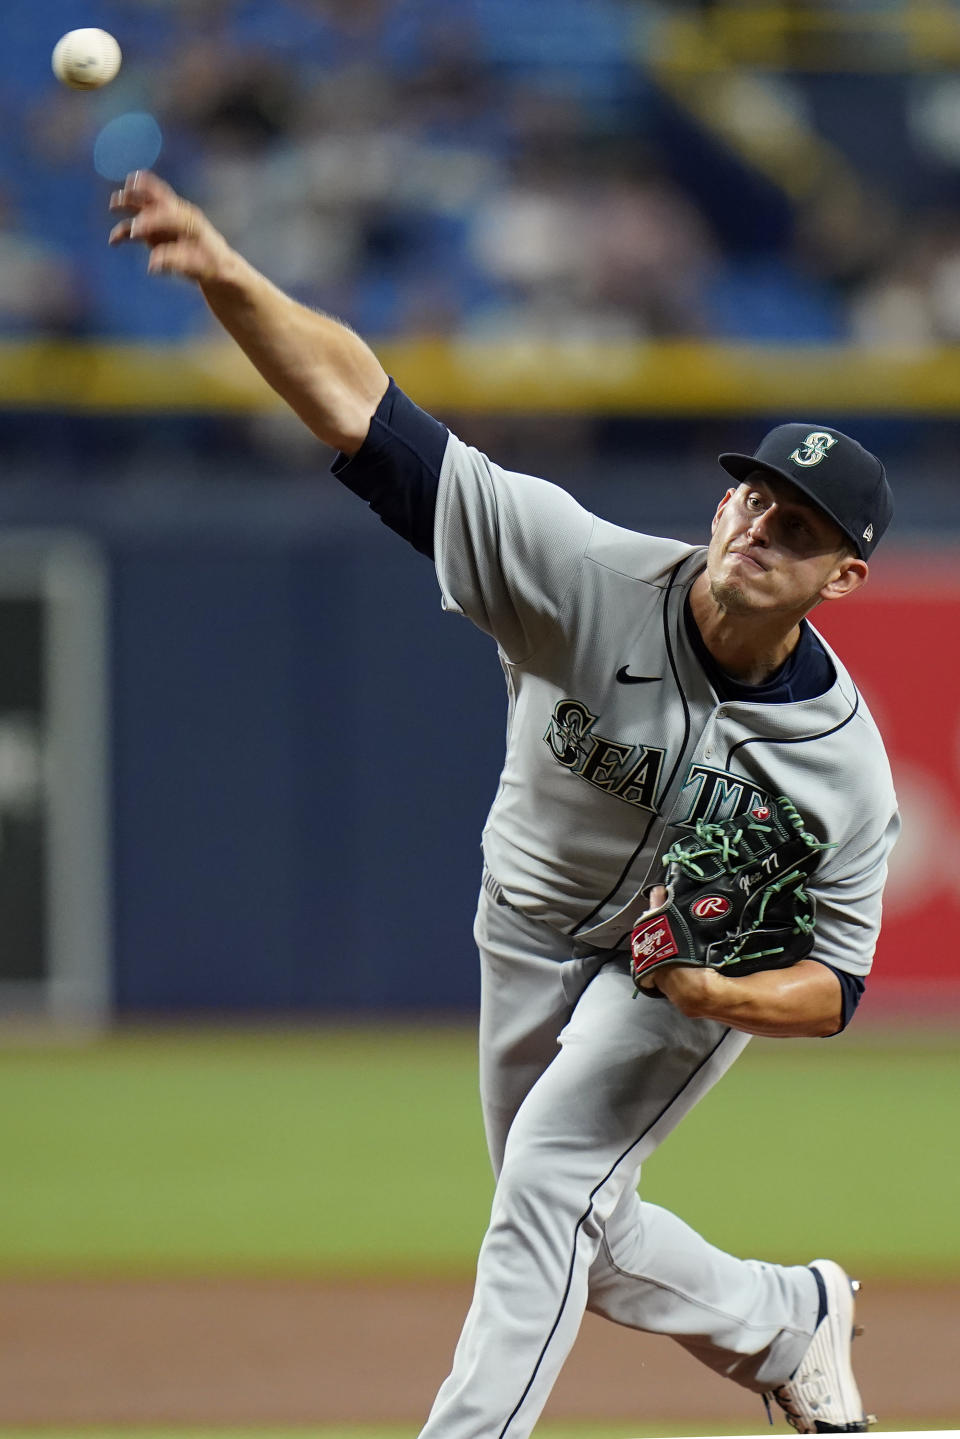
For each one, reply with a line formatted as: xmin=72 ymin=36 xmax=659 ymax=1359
xmin=52 ymin=29 xmax=122 ymax=90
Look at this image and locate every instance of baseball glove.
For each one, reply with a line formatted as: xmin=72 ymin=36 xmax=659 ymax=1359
xmin=630 ymin=795 xmax=833 ymax=996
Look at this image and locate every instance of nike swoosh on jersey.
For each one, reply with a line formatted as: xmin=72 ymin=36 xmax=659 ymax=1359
xmin=616 ymin=667 xmax=663 ymax=685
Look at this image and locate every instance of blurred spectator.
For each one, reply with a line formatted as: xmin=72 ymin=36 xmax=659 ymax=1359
xmin=469 ymin=129 xmax=715 ymax=339
xmin=850 ymin=213 xmax=960 ymax=346
xmin=2 ymin=0 xmax=960 ymax=353
xmin=0 ymin=188 xmax=82 ymax=335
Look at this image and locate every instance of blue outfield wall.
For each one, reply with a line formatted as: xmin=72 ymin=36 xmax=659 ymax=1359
xmin=107 ymin=498 xmax=507 ymax=1014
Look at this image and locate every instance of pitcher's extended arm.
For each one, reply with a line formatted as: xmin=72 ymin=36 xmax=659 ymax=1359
xmin=109 ymin=170 xmax=388 ymax=455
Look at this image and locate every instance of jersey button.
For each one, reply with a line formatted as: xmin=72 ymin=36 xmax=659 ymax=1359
xmin=704 ymin=746 xmax=714 ymax=758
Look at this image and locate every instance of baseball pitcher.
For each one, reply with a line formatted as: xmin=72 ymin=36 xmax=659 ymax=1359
xmin=110 ymin=172 xmax=898 ymax=1439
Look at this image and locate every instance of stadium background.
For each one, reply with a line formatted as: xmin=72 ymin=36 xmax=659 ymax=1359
xmin=0 ymin=1 xmax=958 ymax=1436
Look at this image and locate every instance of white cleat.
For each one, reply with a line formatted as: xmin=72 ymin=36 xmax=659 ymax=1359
xmin=764 ymin=1259 xmax=873 ymax=1433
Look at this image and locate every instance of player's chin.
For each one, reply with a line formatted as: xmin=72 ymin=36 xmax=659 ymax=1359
xmin=708 ymin=577 xmax=759 ymax=613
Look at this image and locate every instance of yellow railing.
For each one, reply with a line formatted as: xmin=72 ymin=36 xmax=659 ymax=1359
xmin=651 ymin=1 xmax=960 ymax=73
xmin=3 ymin=338 xmax=960 ymax=414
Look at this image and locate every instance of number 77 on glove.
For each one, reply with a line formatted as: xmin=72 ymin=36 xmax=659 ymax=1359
xmin=630 ymin=796 xmax=835 ymax=995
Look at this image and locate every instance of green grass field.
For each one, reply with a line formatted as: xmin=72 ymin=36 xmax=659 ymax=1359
xmin=0 ymin=1023 xmax=957 ymax=1278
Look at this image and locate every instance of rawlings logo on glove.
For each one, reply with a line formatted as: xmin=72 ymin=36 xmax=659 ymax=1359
xmin=631 ymin=796 xmax=833 ymax=996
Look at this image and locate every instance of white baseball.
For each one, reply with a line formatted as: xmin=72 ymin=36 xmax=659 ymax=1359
xmin=52 ymin=29 xmax=122 ymax=90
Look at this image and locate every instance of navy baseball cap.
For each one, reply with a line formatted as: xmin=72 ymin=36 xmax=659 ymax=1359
xmin=717 ymin=424 xmax=893 ymax=561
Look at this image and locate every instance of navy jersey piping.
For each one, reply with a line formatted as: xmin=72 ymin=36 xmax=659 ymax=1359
xmin=497 ymin=1025 xmax=733 ymax=1439
xmin=725 ymin=688 xmax=860 ymax=767
xmin=569 ymin=557 xmax=691 ymax=937
xmin=331 ymin=378 xmax=448 ymax=557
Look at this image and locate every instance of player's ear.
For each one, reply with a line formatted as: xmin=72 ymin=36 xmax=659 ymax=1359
xmin=711 ymin=487 xmax=738 ymax=533
xmin=819 ymin=555 xmax=868 ymax=603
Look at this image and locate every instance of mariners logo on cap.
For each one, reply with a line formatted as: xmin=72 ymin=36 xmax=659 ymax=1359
xmin=789 ymin=431 xmax=838 ymax=468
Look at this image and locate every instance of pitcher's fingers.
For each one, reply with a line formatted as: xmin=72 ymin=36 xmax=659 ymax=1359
xmin=146 ymin=241 xmax=201 ymax=276
xmin=109 ymin=175 xmax=148 ymax=213
xmin=108 ymin=218 xmax=134 ymax=245
xmin=125 ymin=201 xmax=202 ymax=246
xmin=121 ymin=169 xmax=170 ymax=201
xmin=147 ymin=242 xmax=178 ymax=275
xmin=110 ymin=212 xmax=177 ymax=245
xmin=110 ymin=170 xmax=173 ymax=214
xmin=109 ymin=186 xmax=144 ymax=213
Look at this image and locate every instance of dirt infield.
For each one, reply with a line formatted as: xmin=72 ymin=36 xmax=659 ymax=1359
xmin=1 ymin=1277 xmax=957 ymax=1428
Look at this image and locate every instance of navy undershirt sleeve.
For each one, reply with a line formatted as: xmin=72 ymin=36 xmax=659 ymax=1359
xmin=812 ymin=962 xmax=864 ymax=1032
xmin=331 ymin=378 xmax=449 ymax=558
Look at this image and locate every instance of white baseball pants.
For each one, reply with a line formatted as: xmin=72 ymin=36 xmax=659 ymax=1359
xmin=418 ymin=882 xmax=821 ymax=1439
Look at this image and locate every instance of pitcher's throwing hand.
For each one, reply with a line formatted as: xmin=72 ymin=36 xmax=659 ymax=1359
xmin=109 ymin=170 xmax=233 ymax=284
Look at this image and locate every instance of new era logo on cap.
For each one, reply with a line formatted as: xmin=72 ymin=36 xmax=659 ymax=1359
xmin=717 ymin=423 xmax=894 ymax=560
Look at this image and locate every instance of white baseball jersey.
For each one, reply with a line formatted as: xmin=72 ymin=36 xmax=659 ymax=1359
xmin=433 ymin=432 xmax=899 ymax=979
xmin=334 ymin=388 xmax=890 ymax=1439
